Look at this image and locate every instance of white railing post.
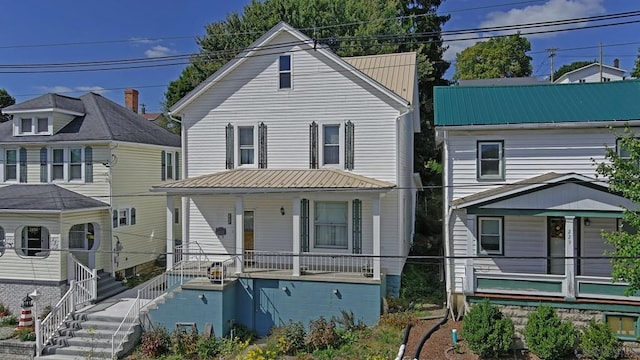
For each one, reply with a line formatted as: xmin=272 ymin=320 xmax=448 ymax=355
xmin=35 ymin=317 xmax=42 ymax=357
xmin=91 ymin=269 xmax=98 ymax=301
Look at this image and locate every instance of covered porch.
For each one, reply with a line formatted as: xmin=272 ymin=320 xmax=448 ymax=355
xmin=454 ymin=173 xmax=640 ymax=303
xmin=152 ymin=169 xmax=398 ymax=283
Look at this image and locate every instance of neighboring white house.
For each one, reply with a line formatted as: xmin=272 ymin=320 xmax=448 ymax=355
xmin=435 ymin=80 xmax=640 ymax=340
xmin=0 ymin=89 xmax=181 ymax=314
xmin=149 ymin=22 xmax=421 ymax=336
xmin=554 ymin=60 xmax=626 ymax=83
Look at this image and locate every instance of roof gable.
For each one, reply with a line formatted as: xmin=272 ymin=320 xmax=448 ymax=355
xmin=555 ymin=62 xmax=626 ymax=83
xmin=435 ymin=80 xmax=640 ymax=127
xmin=169 ymin=22 xmax=410 ymax=114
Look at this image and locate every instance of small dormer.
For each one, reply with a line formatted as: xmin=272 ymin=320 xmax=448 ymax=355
xmin=3 ymin=94 xmax=85 ymax=137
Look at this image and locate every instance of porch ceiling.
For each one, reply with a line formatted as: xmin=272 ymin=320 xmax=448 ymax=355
xmin=0 ymin=184 xmax=109 ymax=212
xmin=453 ymin=172 xmax=636 ymax=213
xmin=151 ymin=168 xmax=396 ymax=194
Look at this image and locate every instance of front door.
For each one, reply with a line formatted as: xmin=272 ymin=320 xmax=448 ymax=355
xmin=244 ymin=210 xmax=255 ymax=252
xmin=548 ymin=217 xmax=565 ymax=275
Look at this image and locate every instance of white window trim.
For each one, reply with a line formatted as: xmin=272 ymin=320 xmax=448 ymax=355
xmin=17 ymin=226 xmax=50 ymax=258
xmin=478 ymin=216 xmax=503 ymax=255
xmin=234 ymin=124 xmax=258 ymax=168
xmin=309 ymin=199 xmax=352 ymax=253
xmin=49 ymin=147 xmax=86 ymax=183
xmin=14 ymin=116 xmax=52 ymax=136
xmin=278 ymin=53 xmax=293 ymax=90
xmin=319 ymin=123 xmax=344 ymax=168
xmin=477 ymin=141 xmax=504 ymax=180
xmin=2 ymin=148 xmax=20 ymax=183
xmin=616 ymin=137 xmax=639 ymax=161
xmin=113 ymin=207 xmax=136 ymax=228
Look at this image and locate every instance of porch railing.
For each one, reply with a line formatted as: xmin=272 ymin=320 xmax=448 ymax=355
xmin=472 ymin=271 xmax=567 ymax=297
xmin=244 ymin=250 xmax=374 ymax=276
xmin=111 ymin=272 xmax=181 ymax=358
xmin=175 ymin=241 xmax=212 ymax=282
xmin=68 ymin=253 xmax=98 ymax=302
xmin=207 ymin=257 xmax=236 ymax=283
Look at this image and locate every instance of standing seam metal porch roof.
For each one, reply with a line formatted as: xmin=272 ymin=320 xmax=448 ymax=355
xmin=434 ymin=80 xmax=640 ymax=126
xmin=152 ymin=169 xmax=395 ymax=192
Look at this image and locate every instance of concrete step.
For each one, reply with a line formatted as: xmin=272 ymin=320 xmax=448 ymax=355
xmin=43 ymin=344 xmax=112 ymax=359
xmin=58 ymin=328 xmax=117 ymax=340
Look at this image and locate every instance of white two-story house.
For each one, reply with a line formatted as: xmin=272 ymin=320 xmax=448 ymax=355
xmin=149 ymin=22 xmax=421 ymax=337
xmin=436 ymin=80 xmax=640 ymax=340
xmin=0 ymin=90 xmax=181 ymax=314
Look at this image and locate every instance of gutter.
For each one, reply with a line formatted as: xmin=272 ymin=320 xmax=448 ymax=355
xmin=436 ymin=119 xmax=640 ymax=132
xmin=442 ymin=130 xmax=455 ymax=312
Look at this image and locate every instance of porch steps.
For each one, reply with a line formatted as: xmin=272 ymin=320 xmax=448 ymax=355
xmin=41 ymin=312 xmax=141 ymax=359
xmin=95 ymin=270 xmax=127 ymax=303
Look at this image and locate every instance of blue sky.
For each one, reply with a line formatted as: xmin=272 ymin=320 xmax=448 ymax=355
xmin=1 ymin=0 xmax=639 ymax=112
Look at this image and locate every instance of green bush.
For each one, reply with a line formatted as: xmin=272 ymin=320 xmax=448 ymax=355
xmin=274 ymin=321 xmax=306 ymax=355
xmin=307 ymin=316 xmax=340 ymax=351
xmin=579 ymin=319 xmax=622 ymax=360
xmin=525 ymin=306 xmax=575 ymax=360
xmin=0 ymin=303 xmax=9 ymax=317
xmin=462 ymin=299 xmax=514 ymax=358
xmin=196 ymin=336 xmax=220 ymax=359
xmin=231 ymin=322 xmax=256 ymax=342
xmin=171 ymin=327 xmax=199 ymax=358
xmin=15 ymin=328 xmax=35 ymax=342
xmin=0 ymin=315 xmax=17 ymax=326
xmin=140 ymin=326 xmax=170 ymax=357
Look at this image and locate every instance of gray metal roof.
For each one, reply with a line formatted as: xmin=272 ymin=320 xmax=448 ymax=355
xmin=0 ymin=184 xmax=109 ymax=211
xmin=0 ymin=93 xmax=181 ymax=147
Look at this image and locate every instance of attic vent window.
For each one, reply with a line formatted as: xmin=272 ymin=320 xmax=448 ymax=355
xmin=279 ymin=55 xmax=292 ymax=89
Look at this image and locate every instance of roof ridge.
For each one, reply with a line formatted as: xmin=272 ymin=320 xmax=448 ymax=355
xmin=80 ymin=93 xmax=113 ymax=138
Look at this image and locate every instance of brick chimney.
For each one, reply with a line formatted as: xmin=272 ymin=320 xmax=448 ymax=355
xmin=124 ymin=89 xmax=139 ymax=113
xmin=613 ymin=58 xmax=620 ymax=68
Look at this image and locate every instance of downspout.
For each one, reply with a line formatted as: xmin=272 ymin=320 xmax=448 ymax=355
xmin=395 ymin=106 xmax=412 ymax=293
xmin=108 ymin=143 xmax=118 ymax=277
xmin=442 ymin=130 xmax=455 ymax=314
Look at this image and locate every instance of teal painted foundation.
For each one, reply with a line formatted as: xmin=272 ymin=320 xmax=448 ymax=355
xmin=386 ymin=275 xmax=400 ymax=297
xmin=148 ymin=278 xmax=382 ymax=337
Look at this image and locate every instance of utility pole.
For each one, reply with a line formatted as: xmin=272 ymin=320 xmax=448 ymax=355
xmin=546 ymin=48 xmax=558 ymax=82
xmin=599 ymin=42 xmax=603 ymax=82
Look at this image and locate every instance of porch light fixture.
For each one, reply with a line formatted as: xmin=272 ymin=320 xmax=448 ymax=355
xmin=584 ymin=218 xmax=591 ymax=226
xmin=281 ymin=286 xmax=288 ymax=292
xmin=280 ymin=206 xmax=285 ymax=216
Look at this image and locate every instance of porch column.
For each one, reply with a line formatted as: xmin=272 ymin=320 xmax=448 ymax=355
xmin=181 ymin=196 xmax=189 ymax=262
xmin=564 ymin=216 xmax=576 ymax=300
xmin=235 ymin=196 xmax=244 ymax=274
xmin=373 ymin=195 xmax=381 ymax=281
xmin=292 ymin=198 xmax=301 ymax=277
xmin=166 ymin=195 xmax=175 ymax=270
xmin=464 ymin=214 xmax=476 ymax=295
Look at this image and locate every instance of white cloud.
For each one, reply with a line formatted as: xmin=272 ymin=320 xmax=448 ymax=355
xmin=443 ymin=0 xmax=606 ymax=62
xmin=145 ymin=45 xmax=173 ymax=58
xmin=129 ymin=37 xmax=161 ymax=45
xmin=37 ymin=85 xmax=108 ymax=95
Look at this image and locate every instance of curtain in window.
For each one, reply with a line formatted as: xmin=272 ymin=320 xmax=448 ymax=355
xmin=258 ymin=122 xmax=267 ymax=168
xmin=85 ymin=147 xmax=93 ymax=183
xmin=352 ymin=199 xmax=362 ymax=254
xmin=300 ymin=198 xmax=309 ymax=252
xmin=345 ymin=120 xmax=354 ymax=170
xmin=40 ymin=147 xmax=48 ymax=183
xmin=225 ymin=123 xmax=234 ymax=169
xmin=309 ymin=122 xmax=318 ymax=169
xmin=315 ymin=202 xmax=348 ymax=248
xmin=161 ymin=150 xmax=166 ymax=181
xmin=19 ymin=147 xmax=27 ymax=183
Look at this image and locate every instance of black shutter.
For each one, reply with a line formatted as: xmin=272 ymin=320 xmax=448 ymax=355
xmin=225 ymin=123 xmax=234 ymax=169
xmin=19 ymin=147 xmax=27 ymax=183
xmin=258 ymin=122 xmax=267 ymax=169
xmin=174 ymin=151 xmax=180 ymax=180
xmin=345 ymin=120 xmax=354 ymax=170
xmin=161 ymin=150 xmax=166 ymax=181
xmin=309 ymin=122 xmax=318 ymax=169
xmin=352 ymin=199 xmax=362 ymax=254
xmin=85 ymin=147 xmax=93 ymax=183
xmin=300 ymin=198 xmax=309 ymax=252
xmin=40 ymin=147 xmax=48 ymax=183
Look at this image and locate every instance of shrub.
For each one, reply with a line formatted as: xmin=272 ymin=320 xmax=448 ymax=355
xmin=333 ymin=310 xmax=367 ymax=332
xmin=579 ymin=319 xmax=622 ymax=360
xmin=15 ymin=328 xmax=35 ymax=341
xmin=218 ymin=336 xmax=250 ymax=357
xmin=171 ymin=327 xmax=199 ymax=358
xmin=196 ymin=336 xmax=220 ymax=359
xmin=231 ymin=322 xmax=256 ymax=342
xmin=378 ymin=312 xmax=416 ymax=329
xmin=307 ymin=316 xmax=340 ymax=351
xmin=0 ymin=303 xmax=9 ymax=317
xmin=245 ymin=345 xmax=278 ymax=360
xmin=525 ymin=306 xmax=575 ymax=360
xmin=140 ymin=326 xmax=170 ymax=357
xmin=462 ymin=299 xmax=514 ymax=358
xmin=0 ymin=315 xmax=18 ymax=326
xmin=274 ymin=321 xmax=306 ymax=355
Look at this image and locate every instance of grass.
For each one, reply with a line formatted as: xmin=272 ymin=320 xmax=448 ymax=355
xmin=0 ymin=326 xmax=14 ymax=340
xmin=124 ymin=266 xmax=165 ymax=289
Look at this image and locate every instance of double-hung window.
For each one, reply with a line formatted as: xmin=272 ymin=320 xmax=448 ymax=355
xmin=314 ymin=201 xmax=348 ymax=249
xmin=166 ymin=152 xmax=174 ymax=180
xmin=20 ymin=118 xmax=33 ymax=134
xmin=69 ymin=148 xmax=83 ymax=181
xmin=323 ymin=125 xmax=340 ymax=165
xmin=279 ymin=55 xmax=292 ymax=89
xmin=477 ymin=141 xmax=504 ymax=180
xmin=20 ymin=226 xmax=50 ymax=257
xmin=238 ymin=126 xmax=255 ymax=165
xmin=37 ymin=118 xmax=49 ymax=133
xmin=52 ymin=149 xmax=65 ymax=181
xmin=5 ymin=149 xmax=17 ymax=181
xmin=478 ymin=217 xmax=503 ymax=255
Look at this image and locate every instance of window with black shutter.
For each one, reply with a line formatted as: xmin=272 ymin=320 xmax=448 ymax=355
xmin=40 ymin=147 xmax=48 ymax=183
xmin=225 ymin=123 xmax=234 ymax=169
xmin=19 ymin=147 xmax=27 ymax=183
xmin=161 ymin=150 xmax=166 ymax=181
xmin=85 ymin=147 xmax=93 ymax=183
xmin=258 ymin=122 xmax=267 ymax=168
xmin=345 ymin=120 xmax=354 ymax=170
xmin=309 ymin=122 xmax=318 ymax=169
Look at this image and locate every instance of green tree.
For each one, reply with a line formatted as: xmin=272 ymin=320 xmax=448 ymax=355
xmin=632 ymin=49 xmax=640 ymax=78
xmin=553 ymin=60 xmax=595 ymax=81
xmin=0 ymin=88 xmax=16 ymax=123
xmin=595 ymin=128 xmax=640 ymax=294
xmin=453 ymin=33 xmax=532 ymax=81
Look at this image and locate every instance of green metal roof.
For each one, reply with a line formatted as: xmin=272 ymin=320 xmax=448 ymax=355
xmin=434 ymin=80 xmax=640 ymax=126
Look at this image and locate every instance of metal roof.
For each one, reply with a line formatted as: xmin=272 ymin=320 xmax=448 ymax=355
xmin=434 ymin=80 xmax=640 ymax=127
xmin=0 ymin=184 xmax=109 ymax=211
xmin=152 ymin=169 xmax=395 ymax=193
xmin=343 ymin=52 xmax=416 ymax=103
